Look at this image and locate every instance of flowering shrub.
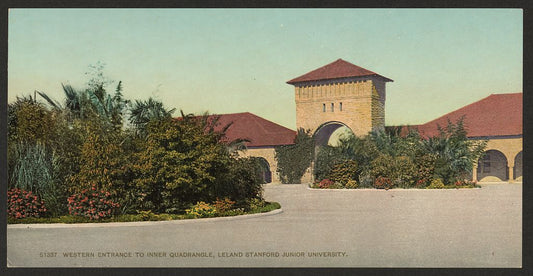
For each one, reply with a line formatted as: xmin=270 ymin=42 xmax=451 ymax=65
xmin=344 ymin=179 xmax=358 ymax=189
xmin=214 ymin=197 xmax=235 ymax=214
xmin=8 ymin=188 xmax=47 ymax=219
xmin=67 ymin=185 xmax=120 ymax=220
xmin=454 ymin=179 xmax=477 ymax=187
xmin=318 ymin=179 xmax=335 ymax=189
xmin=415 ymin=178 xmax=429 ymax=188
xmin=374 ymin=176 xmax=392 ymax=190
xmin=186 ymin=201 xmax=217 ymax=218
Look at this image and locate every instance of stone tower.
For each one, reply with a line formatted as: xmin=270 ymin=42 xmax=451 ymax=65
xmin=287 ymin=59 xmax=393 ymax=144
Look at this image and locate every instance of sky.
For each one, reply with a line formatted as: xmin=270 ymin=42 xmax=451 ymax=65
xmin=8 ymin=9 xmax=522 ymax=129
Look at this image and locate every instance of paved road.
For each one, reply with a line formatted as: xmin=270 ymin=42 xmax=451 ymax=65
xmin=7 ymin=183 xmax=522 ymax=267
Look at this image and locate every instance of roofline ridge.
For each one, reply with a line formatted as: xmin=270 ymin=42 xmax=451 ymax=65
xmin=421 ymin=92 xmax=521 ymax=127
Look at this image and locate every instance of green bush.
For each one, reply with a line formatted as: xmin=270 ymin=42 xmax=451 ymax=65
xmin=427 ymin=178 xmax=445 ymax=189
xmin=327 ymin=160 xmax=358 ymax=185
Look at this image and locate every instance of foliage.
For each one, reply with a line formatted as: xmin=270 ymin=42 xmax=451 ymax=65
xmin=369 ymin=154 xmax=417 ymax=188
xmin=8 ymin=202 xmax=281 ymax=224
xmin=374 ymin=176 xmax=392 ymax=190
xmin=219 ymin=157 xmax=264 ymax=208
xmin=132 ymin=112 xmax=257 ymax=213
xmin=8 ymin=65 xmax=269 ymax=220
xmin=67 ymin=185 xmax=120 ymax=220
xmin=427 ymin=178 xmax=445 ymax=189
xmin=421 ymin=117 xmax=487 ymax=184
xmin=327 ymin=160 xmax=359 ymax=184
xmin=345 ymin=179 xmax=358 ymax=189
xmin=128 ymin=97 xmax=176 ymax=137
xmin=8 ymin=188 xmax=47 ymax=219
xmin=314 ymin=145 xmax=343 ymax=182
xmin=275 ymin=128 xmax=314 ymax=184
xmin=314 ymin=118 xmax=486 ymax=188
xmin=185 ymin=202 xmax=217 ymax=218
xmin=214 ymin=197 xmax=236 ymax=215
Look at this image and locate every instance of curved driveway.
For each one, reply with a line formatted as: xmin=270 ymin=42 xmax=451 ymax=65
xmin=7 ymin=183 xmax=521 ymax=267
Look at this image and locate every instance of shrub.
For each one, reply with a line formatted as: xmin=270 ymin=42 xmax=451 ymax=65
xmin=186 ymin=201 xmax=217 ymax=218
xmin=358 ymin=172 xmax=374 ymax=188
xmin=318 ymin=179 xmax=335 ymax=189
xmin=214 ymin=197 xmax=235 ymax=214
xmin=427 ymin=178 xmax=445 ymax=189
xmin=374 ymin=176 xmax=392 ymax=190
xmin=327 ymin=160 xmax=359 ymax=184
xmin=7 ymin=188 xmax=47 ymax=219
xmin=67 ymin=184 xmax=120 ymax=220
xmin=345 ymin=179 xmax=358 ymax=189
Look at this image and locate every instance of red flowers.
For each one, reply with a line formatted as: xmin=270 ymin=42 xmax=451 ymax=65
xmin=318 ymin=179 xmax=335 ymax=189
xmin=67 ymin=184 xmax=119 ymax=220
xmin=8 ymin=188 xmax=47 ymax=219
xmin=374 ymin=176 xmax=392 ymax=190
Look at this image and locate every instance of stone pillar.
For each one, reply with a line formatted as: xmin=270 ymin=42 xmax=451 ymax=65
xmin=472 ymin=163 xmax=478 ymax=182
xmin=508 ymin=166 xmax=514 ymax=183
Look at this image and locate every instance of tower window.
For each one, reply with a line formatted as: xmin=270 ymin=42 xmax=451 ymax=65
xmin=331 ymin=103 xmax=334 ymax=112
xmin=340 ymin=102 xmax=343 ymax=111
xmin=322 ymin=103 xmax=326 ymax=112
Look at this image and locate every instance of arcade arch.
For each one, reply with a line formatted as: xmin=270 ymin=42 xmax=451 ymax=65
xmin=256 ymin=157 xmax=272 ymax=184
xmin=477 ymin=150 xmax=508 ymax=182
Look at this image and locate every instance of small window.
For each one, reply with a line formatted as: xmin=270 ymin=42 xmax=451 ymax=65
xmin=331 ymin=103 xmax=334 ymax=112
xmin=322 ymin=103 xmax=326 ymax=112
xmin=339 ymin=102 xmax=343 ymax=111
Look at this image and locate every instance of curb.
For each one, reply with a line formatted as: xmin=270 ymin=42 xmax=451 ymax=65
xmin=7 ymin=208 xmax=283 ymax=229
xmin=306 ymin=186 xmax=483 ymax=191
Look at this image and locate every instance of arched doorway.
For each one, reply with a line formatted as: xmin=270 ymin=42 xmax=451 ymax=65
xmin=314 ymin=121 xmax=354 ymax=147
xmin=477 ymin=150 xmax=508 ymax=182
xmin=514 ymin=151 xmax=522 ymax=181
xmin=256 ymin=157 xmax=272 ymax=184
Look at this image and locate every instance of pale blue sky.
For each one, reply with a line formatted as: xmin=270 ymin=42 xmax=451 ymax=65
xmin=8 ymin=9 xmax=522 ymax=129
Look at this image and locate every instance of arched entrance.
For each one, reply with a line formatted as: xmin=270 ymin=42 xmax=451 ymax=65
xmin=256 ymin=157 xmax=272 ymax=184
xmin=314 ymin=121 xmax=354 ymax=147
xmin=514 ymin=151 xmax=522 ymax=181
xmin=477 ymin=150 xmax=508 ymax=182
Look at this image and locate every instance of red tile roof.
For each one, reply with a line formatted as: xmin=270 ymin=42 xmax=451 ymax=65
xmin=416 ymin=93 xmax=522 ymax=138
xmin=208 ymin=112 xmax=296 ymax=147
xmin=287 ymin=58 xmax=393 ymax=84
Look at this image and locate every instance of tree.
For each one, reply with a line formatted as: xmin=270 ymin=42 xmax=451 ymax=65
xmin=128 ymin=97 xmax=176 ymax=137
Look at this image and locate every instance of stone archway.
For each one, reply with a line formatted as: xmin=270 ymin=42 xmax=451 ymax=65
xmin=477 ymin=150 xmax=509 ymax=182
xmin=256 ymin=157 xmax=272 ymax=184
xmin=514 ymin=151 xmax=522 ymax=181
xmin=313 ymin=121 xmax=354 ymax=147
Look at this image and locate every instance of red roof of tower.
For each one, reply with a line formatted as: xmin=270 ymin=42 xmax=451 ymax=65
xmin=416 ymin=93 xmax=522 ymax=138
xmin=207 ymin=112 xmax=296 ymax=147
xmin=287 ymin=59 xmax=393 ymax=84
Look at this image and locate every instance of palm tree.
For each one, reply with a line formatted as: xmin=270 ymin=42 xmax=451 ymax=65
xmin=128 ymin=97 xmax=176 ymax=137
